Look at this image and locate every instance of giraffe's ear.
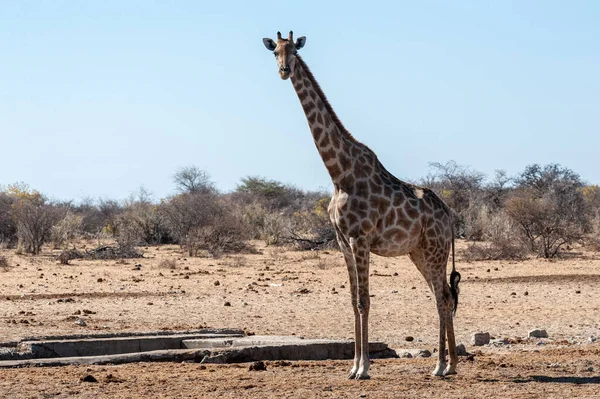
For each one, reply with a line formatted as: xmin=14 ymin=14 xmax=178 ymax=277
xmin=263 ymin=38 xmax=276 ymax=51
xmin=295 ymin=36 xmax=306 ymax=50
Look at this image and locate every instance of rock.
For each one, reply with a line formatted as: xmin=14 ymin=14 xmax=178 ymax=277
xmin=249 ymin=360 xmax=267 ymax=371
xmin=529 ymin=329 xmax=548 ymax=338
xmin=405 ymin=336 xmax=414 ymax=342
xmin=589 ymin=336 xmax=597 ymax=343
xmin=456 ymin=344 xmax=469 ymax=356
xmin=224 ymin=302 xmax=231 ymax=307
xmin=472 ymin=332 xmax=491 ymax=346
xmin=417 ymin=349 xmax=431 ymax=358
xmin=81 ymin=374 xmax=98 ymax=383
xmin=214 ymin=281 xmax=220 ymax=286
xmin=490 ymin=338 xmax=510 ymax=346
xmin=74 ymin=318 xmax=87 ymax=327
xmin=399 ymin=352 xmax=413 ymax=358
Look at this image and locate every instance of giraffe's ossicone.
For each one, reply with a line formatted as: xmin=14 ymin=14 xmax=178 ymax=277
xmin=263 ymin=31 xmax=461 ymax=379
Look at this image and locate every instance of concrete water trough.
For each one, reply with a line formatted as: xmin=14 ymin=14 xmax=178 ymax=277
xmin=0 ymin=329 xmax=396 ymax=368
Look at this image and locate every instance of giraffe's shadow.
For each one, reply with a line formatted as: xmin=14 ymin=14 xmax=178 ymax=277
xmin=513 ymin=375 xmax=600 ymax=385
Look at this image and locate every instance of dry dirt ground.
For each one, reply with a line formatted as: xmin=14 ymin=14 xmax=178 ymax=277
xmin=1 ymin=241 xmax=600 ymax=398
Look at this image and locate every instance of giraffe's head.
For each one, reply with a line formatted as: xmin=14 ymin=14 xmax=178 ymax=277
xmin=262 ymin=31 xmax=306 ymax=80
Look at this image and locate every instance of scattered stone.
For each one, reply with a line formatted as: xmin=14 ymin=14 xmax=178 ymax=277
xmin=524 ymin=291 xmax=529 ymax=296
xmin=589 ymin=336 xmax=597 ymax=343
xmin=417 ymin=349 xmax=431 ymax=358
xmin=391 ymin=290 xmax=398 ymax=294
xmin=272 ymin=360 xmax=292 ymax=367
xmin=214 ymin=281 xmax=220 ymax=286
xmin=224 ymin=302 xmax=231 ymax=307
xmin=456 ymin=344 xmax=469 ymax=356
xmin=399 ymin=352 xmax=413 ymax=358
xmin=249 ymin=361 xmax=267 ymax=371
xmin=587 ymin=366 xmax=594 ymax=372
xmin=97 ymin=278 xmax=103 ymax=283
xmin=510 ymin=292 xmax=517 ymax=296
xmin=104 ymin=374 xmax=124 ymax=383
xmin=74 ymin=318 xmax=87 ymax=327
xmin=490 ymin=338 xmax=510 ymax=346
xmin=81 ymin=374 xmax=98 ymax=383
xmin=82 ymin=309 xmax=96 ymax=315
xmin=147 ymin=302 xmax=153 ymax=306
xmin=576 ymin=290 xmax=581 ymax=294
xmin=405 ymin=336 xmax=414 ymax=342
xmin=529 ymin=329 xmax=548 ymax=338
xmin=132 ymin=264 xmax=142 ymax=271
xmin=393 ymin=272 xmax=398 ymax=276
xmin=472 ymin=332 xmax=491 ymax=346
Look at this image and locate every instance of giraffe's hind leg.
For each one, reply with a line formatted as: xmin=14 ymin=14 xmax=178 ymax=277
xmin=444 ymin=310 xmax=458 ymax=375
xmin=409 ymin=248 xmax=456 ymax=377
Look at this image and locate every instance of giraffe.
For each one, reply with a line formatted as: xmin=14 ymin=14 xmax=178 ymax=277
xmin=262 ymin=31 xmax=461 ymax=379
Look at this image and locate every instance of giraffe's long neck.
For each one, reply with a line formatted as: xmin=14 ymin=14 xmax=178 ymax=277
xmin=290 ymin=56 xmax=375 ymax=189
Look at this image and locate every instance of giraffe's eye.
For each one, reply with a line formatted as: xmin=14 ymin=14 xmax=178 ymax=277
xmin=273 ymin=51 xmax=278 ymax=57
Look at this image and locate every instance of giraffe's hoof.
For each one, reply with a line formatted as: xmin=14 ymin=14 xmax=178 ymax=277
xmin=443 ymin=365 xmax=457 ymax=376
xmin=355 ymin=372 xmax=371 ymax=380
xmin=431 ymin=365 xmax=446 ymax=377
xmin=347 ymin=372 xmax=357 ymax=380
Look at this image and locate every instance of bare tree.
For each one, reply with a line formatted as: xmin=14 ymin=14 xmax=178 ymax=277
xmin=506 ymin=164 xmax=590 ymax=258
xmin=423 ymin=161 xmax=485 ymax=238
xmin=173 ymin=166 xmax=215 ymax=194
xmin=12 ymin=194 xmax=63 ymax=255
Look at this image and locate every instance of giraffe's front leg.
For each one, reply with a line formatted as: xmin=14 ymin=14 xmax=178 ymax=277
xmin=350 ymin=237 xmax=371 ymax=380
xmin=338 ymin=239 xmax=361 ymax=379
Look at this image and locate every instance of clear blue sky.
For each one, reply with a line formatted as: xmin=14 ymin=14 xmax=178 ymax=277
xmin=1 ymin=1 xmax=598 ymax=201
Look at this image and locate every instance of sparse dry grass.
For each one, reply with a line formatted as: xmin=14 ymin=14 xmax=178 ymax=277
xmin=0 ymin=255 xmax=10 ymax=271
xmin=157 ymin=258 xmax=177 ymax=270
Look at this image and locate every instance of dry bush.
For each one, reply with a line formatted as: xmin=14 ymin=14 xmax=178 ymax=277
xmin=461 ymin=211 xmax=529 ymax=261
xmin=158 ymin=258 xmax=177 ymax=269
xmin=237 ymin=201 xmax=285 ymax=245
xmin=285 ymin=197 xmax=336 ymax=250
xmin=12 ymin=193 xmax=63 ymax=255
xmin=461 ymin=239 xmax=528 ymax=262
xmin=160 ymin=191 xmax=220 ymax=244
xmin=84 ymin=244 xmax=142 ymax=260
xmin=423 ymin=161 xmax=485 ymax=238
xmin=57 ymin=248 xmax=84 ymax=265
xmin=0 ymin=255 xmax=11 ymax=271
xmin=184 ymin=197 xmax=253 ymax=258
xmin=118 ymin=197 xmax=171 ymax=246
xmin=51 ymin=212 xmax=83 ymax=248
xmin=0 ymin=192 xmax=17 ymax=247
xmin=505 ymin=189 xmax=587 ymax=258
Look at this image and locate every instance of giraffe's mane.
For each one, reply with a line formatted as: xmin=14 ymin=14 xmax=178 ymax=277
xmin=295 ymin=55 xmax=361 ymax=146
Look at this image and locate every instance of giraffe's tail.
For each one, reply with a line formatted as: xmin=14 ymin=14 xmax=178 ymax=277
xmin=449 ymin=227 xmax=461 ymax=316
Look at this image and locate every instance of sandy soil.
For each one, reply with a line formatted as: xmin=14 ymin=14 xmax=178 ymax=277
xmin=1 ymin=241 xmax=600 ymax=398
